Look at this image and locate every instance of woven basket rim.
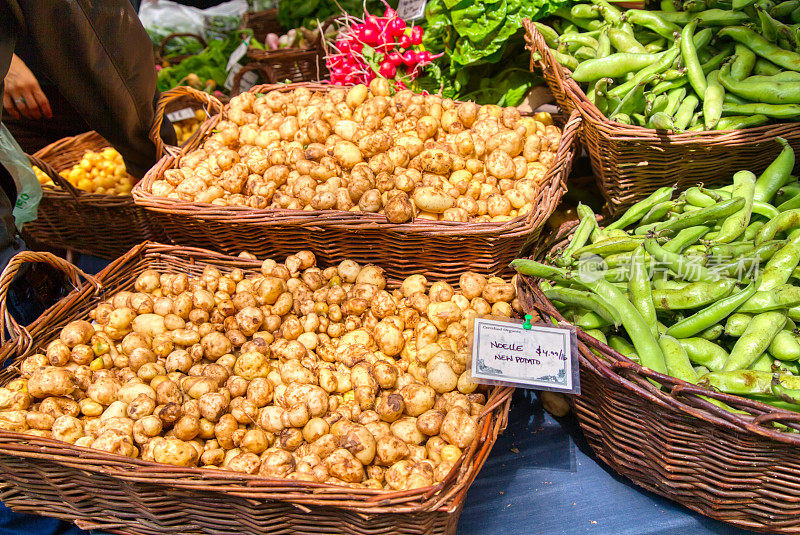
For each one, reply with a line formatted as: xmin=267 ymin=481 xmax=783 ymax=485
xmin=134 ymin=82 xmax=580 ymax=239
xmin=515 ymin=227 xmax=800 ymax=448
xmin=0 ymin=241 xmax=513 ymax=514
xmin=524 ymin=18 xmax=800 ymax=141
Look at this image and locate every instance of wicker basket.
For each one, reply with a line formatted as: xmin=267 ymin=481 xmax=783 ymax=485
xmin=524 ymin=18 xmax=800 ymax=215
xmin=232 ymin=17 xmax=337 ymax=92
xmin=23 ymin=133 xmax=166 ymax=260
xmin=517 ymin=250 xmax=800 ymax=532
xmin=154 ymin=32 xmax=207 ymax=67
xmin=133 ymin=83 xmax=580 ymax=285
xmin=0 ymin=243 xmax=513 ymax=535
xmin=240 ymin=9 xmax=282 ymax=42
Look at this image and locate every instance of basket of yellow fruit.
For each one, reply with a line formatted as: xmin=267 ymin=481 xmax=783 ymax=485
xmin=163 ymin=96 xmax=210 ymax=148
xmin=26 ymin=132 xmax=166 ymax=259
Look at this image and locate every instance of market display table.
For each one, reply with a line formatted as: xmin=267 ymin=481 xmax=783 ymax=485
xmin=458 ymin=390 xmax=756 ymax=535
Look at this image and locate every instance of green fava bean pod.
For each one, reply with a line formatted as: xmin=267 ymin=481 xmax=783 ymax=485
xmin=572 ymin=236 xmax=644 ymax=258
xmin=577 ymin=203 xmax=603 ymax=243
xmin=575 ymin=310 xmax=613 ymax=330
xmin=629 ymin=246 xmax=658 ymax=337
xmin=703 ymin=70 xmax=725 ymax=130
xmin=510 ymin=260 xmax=667 ymax=374
xmin=674 ymin=95 xmax=700 ymax=130
xmin=719 ymin=64 xmax=800 ymax=104
xmin=768 ymin=329 xmax=800 ymax=361
xmin=681 ymin=19 xmax=708 ymax=98
xmin=652 ymin=279 xmax=736 ymax=310
xmin=758 ymin=233 xmax=800 ymax=291
xmin=725 ymin=313 xmax=752 ymax=336
xmin=715 ymin=115 xmax=770 ymax=130
xmin=544 ymin=287 xmax=621 ymax=327
xmin=556 ymin=213 xmax=595 ymax=267
xmin=644 ymin=237 xmax=724 ymax=283
xmin=660 ymin=334 xmax=700 ymax=383
xmin=654 ymin=197 xmax=745 ymax=233
xmin=731 ymin=43 xmax=757 ymax=80
xmin=699 ymin=323 xmax=725 ymax=341
xmin=677 ymin=338 xmax=729 ymax=372
xmin=722 ymin=102 xmax=800 ymax=120
xmin=571 ymin=53 xmax=663 ymax=83
xmin=625 ymin=10 xmax=682 ymax=38
xmin=609 ymin=335 xmax=639 ymax=362
xmin=723 ymin=310 xmax=787 ymax=371
xmin=755 ymin=209 xmax=800 ymax=244
xmin=605 ymin=186 xmax=675 ymax=231
xmin=608 ymin=28 xmax=648 ymax=54
xmin=714 ymin=170 xmax=755 ymax=243
xmin=700 ymin=370 xmax=800 ymax=395
xmin=749 ymin=353 xmax=779 ymax=372
xmin=738 ymin=285 xmax=800 ymax=313
xmin=663 ymin=225 xmax=710 ymax=253
xmin=754 ymin=137 xmax=795 ymax=204
xmin=717 ymin=26 xmax=800 ymax=72
xmin=665 ymin=281 xmax=756 ymax=338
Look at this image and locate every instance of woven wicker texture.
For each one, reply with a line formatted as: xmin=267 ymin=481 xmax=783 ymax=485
xmin=517 ymin=239 xmax=800 ymax=532
xmin=233 ymin=17 xmax=338 ymax=91
xmin=240 ymin=9 xmax=282 ymax=42
xmin=524 ymin=19 xmax=800 ymax=215
xmin=24 ymin=133 xmax=166 ymax=260
xmin=0 ymin=243 xmax=513 ymax=535
xmin=134 ymin=83 xmax=579 ymax=285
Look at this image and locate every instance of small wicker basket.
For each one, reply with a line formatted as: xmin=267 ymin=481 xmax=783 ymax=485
xmin=240 ymin=9 xmax=282 ymax=42
xmin=133 ymin=83 xmax=580 ymax=285
xmin=0 ymin=243 xmax=513 ymax=535
xmin=154 ymin=32 xmax=207 ymax=67
xmin=232 ymin=17 xmax=337 ymax=92
xmin=517 ymin=233 xmax=800 ymax=532
xmin=24 ymin=133 xmax=166 ymax=260
xmin=524 ymin=18 xmax=800 ymax=215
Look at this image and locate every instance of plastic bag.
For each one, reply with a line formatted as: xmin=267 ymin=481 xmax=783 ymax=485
xmin=0 ymin=124 xmax=42 ymax=230
xmin=139 ymin=0 xmax=249 ymax=38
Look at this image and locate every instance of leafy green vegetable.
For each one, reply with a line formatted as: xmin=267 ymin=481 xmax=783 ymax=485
xmin=277 ymin=0 xmax=398 ymax=31
xmin=421 ymin=0 xmax=566 ymax=106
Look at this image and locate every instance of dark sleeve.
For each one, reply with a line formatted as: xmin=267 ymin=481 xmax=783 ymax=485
xmin=13 ymin=0 xmax=175 ymax=178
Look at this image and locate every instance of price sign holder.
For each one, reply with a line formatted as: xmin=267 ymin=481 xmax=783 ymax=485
xmin=166 ymin=108 xmax=196 ymax=123
xmin=470 ymin=314 xmax=580 ymax=394
xmin=226 ymin=38 xmax=251 ymax=72
xmin=224 ymin=63 xmax=258 ymax=92
xmin=396 ymin=0 xmax=426 ymax=20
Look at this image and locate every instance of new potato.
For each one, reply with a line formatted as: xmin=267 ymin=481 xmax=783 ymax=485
xmin=0 ymin=254 xmax=516 ymax=490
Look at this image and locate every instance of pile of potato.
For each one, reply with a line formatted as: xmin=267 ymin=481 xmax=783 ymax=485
xmin=33 ymin=148 xmax=135 ymax=196
xmin=0 ymin=253 xmax=519 ymax=489
xmin=149 ymin=79 xmax=561 ymax=223
xmin=173 ymin=109 xmax=208 ymax=145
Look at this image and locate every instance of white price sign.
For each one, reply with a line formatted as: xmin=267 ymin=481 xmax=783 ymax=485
xmin=397 ymin=0 xmax=426 ymax=20
xmin=226 ymin=39 xmax=251 ymax=72
xmin=166 ymin=107 xmax=196 ymax=123
xmin=224 ymin=63 xmax=259 ymax=91
xmin=471 ymin=317 xmax=580 ymax=393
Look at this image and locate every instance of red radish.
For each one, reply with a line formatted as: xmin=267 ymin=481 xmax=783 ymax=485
xmin=417 ymin=50 xmax=432 ymax=64
xmin=384 ymin=8 xmax=398 ymax=18
xmin=387 ymin=50 xmax=404 ymax=66
xmin=387 ymin=17 xmax=406 ymax=38
xmin=398 ymin=34 xmax=412 ymax=49
xmin=402 ymin=49 xmax=417 ymax=67
xmin=410 ymin=26 xmax=423 ymax=45
xmin=379 ymin=61 xmax=397 ymax=78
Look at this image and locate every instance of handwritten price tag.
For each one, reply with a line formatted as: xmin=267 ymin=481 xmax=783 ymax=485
xmin=224 ymin=64 xmax=258 ymax=91
xmin=471 ymin=317 xmax=580 ymax=393
xmin=226 ymin=39 xmax=250 ymax=72
xmin=166 ymin=108 xmax=196 ymax=123
xmin=397 ymin=0 xmax=426 ymax=20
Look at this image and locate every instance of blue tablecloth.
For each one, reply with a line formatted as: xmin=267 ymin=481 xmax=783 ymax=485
xmin=0 ymin=256 xmax=758 ymax=535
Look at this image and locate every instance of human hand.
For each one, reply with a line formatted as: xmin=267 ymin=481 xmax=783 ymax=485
xmin=3 ymin=54 xmax=52 ymax=120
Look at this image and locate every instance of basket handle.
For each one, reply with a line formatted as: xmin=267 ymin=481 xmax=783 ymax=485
xmin=156 ymin=32 xmax=208 ymax=64
xmin=0 ymin=251 xmax=102 ymax=353
xmin=150 ymin=86 xmax=224 ymax=159
xmin=231 ymin=63 xmax=274 ymax=96
xmin=26 ymin=154 xmax=82 ymax=201
xmin=525 ymin=109 xmax=582 ymax=225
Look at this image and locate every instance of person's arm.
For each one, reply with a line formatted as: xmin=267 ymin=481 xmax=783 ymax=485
xmin=11 ymin=0 xmax=174 ymax=178
xmin=2 ymin=54 xmax=52 ymax=121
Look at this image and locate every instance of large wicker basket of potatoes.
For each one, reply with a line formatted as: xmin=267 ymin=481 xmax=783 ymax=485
xmin=134 ymin=82 xmax=581 ymax=284
xmin=0 ymin=243 xmax=513 ymax=535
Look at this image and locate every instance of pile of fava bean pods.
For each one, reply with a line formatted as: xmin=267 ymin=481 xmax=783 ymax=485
xmin=512 ymin=138 xmax=800 ymax=411
xmin=533 ymin=0 xmax=800 ymax=130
